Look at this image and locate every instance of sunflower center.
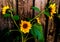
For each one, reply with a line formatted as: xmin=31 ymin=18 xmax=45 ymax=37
xmin=23 ymin=24 xmax=28 ymax=28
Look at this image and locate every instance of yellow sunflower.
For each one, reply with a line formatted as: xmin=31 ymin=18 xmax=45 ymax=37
xmin=20 ymin=20 xmax=32 ymax=34
xmin=2 ymin=6 xmax=9 ymax=14
xmin=49 ymin=16 xmax=53 ymax=19
xmin=49 ymin=3 xmax=56 ymax=19
xmin=36 ymin=17 xmax=41 ymax=24
xmin=49 ymin=3 xmax=56 ymax=15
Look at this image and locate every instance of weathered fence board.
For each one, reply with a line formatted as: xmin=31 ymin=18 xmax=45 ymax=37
xmin=18 ymin=0 xmax=33 ymax=20
xmin=0 ymin=0 xmax=16 ymax=30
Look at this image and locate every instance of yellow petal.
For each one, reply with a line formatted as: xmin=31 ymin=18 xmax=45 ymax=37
xmin=20 ymin=21 xmax=32 ymax=34
xmin=49 ymin=16 xmax=53 ymax=19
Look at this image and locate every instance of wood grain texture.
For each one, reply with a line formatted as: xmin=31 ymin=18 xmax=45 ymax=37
xmin=35 ymin=0 xmax=47 ymax=29
xmin=18 ymin=0 xmax=33 ymax=20
xmin=35 ymin=0 xmax=48 ymax=42
xmin=47 ymin=19 xmax=56 ymax=42
xmin=0 ymin=0 xmax=16 ymax=30
xmin=0 ymin=0 xmax=9 ymax=30
xmin=46 ymin=0 xmax=60 ymax=42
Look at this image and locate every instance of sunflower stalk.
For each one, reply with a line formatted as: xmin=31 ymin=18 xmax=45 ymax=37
xmin=21 ymin=33 xmax=26 ymax=42
xmin=10 ymin=11 xmax=25 ymax=42
xmin=29 ymin=10 xmax=45 ymax=22
xmin=10 ymin=11 xmax=20 ymax=31
xmin=9 ymin=30 xmax=18 ymax=32
xmin=26 ymin=37 xmax=33 ymax=41
xmin=22 ymin=34 xmax=23 ymax=42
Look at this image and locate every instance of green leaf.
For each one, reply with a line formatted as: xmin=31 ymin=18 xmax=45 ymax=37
xmin=3 ymin=14 xmax=10 ymax=18
xmin=13 ymin=15 xmax=19 ymax=21
xmin=26 ymin=18 xmax=32 ymax=21
xmin=30 ymin=23 xmax=45 ymax=42
xmin=43 ymin=11 xmax=50 ymax=17
xmin=32 ymin=7 xmax=40 ymax=12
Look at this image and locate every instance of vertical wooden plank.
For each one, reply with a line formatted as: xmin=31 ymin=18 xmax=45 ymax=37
xmin=18 ymin=0 xmax=33 ymax=20
xmin=12 ymin=0 xmax=17 ymax=14
xmin=55 ymin=0 xmax=60 ymax=13
xmin=7 ymin=0 xmax=17 ymax=28
xmin=35 ymin=0 xmax=47 ymax=29
xmin=6 ymin=0 xmax=12 ymax=29
xmin=0 ymin=0 xmax=2 ymax=13
xmin=0 ymin=0 xmax=9 ymax=30
xmin=35 ymin=0 xmax=48 ymax=42
xmin=57 ymin=1 xmax=60 ymax=42
xmin=18 ymin=0 xmax=23 ymax=19
xmin=2 ymin=0 xmax=8 ymax=6
xmin=46 ymin=0 xmax=60 ymax=42
xmin=13 ymin=0 xmax=16 ymax=8
xmin=47 ymin=19 xmax=56 ymax=42
xmin=27 ymin=0 xmax=33 ymax=18
xmin=0 ymin=0 xmax=3 ymax=30
xmin=0 ymin=0 xmax=16 ymax=30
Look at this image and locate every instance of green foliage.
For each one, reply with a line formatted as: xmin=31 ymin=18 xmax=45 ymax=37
xmin=3 ymin=14 xmax=10 ymax=18
xmin=30 ymin=23 xmax=45 ymax=42
xmin=32 ymin=6 xmax=50 ymax=17
xmin=43 ymin=9 xmax=50 ymax=17
xmin=32 ymin=7 xmax=40 ymax=12
xmin=26 ymin=18 xmax=32 ymax=21
xmin=13 ymin=15 xmax=20 ymax=21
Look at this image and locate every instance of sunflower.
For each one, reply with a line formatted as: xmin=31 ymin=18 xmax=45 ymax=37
xmin=2 ymin=6 xmax=9 ymax=14
xmin=49 ymin=3 xmax=56 ymax=15
xmin=49 ymin=16 xmax=53 ymax=19
xmin=36 ymin=17 xmax=41 ymax=24
xmin=49 ymin=3 xmax=56 ymax=19
xmin=20 ymin=20 xmax=32 ymax=34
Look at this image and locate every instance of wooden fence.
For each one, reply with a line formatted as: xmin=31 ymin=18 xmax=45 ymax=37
xmin=0 ymin=0 xmax=60 ymax=42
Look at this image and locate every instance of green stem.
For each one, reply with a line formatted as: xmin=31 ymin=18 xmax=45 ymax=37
xmin=29 ymin=10 xmax=45 ymax=22
xmin=11 ymin=14 xmax=19 ymax=28
xmin=25 ymin=34 xmax=29 ymax=40
xmin=22 ymin=35 xmax=23 ymax=42
xmin=10 ymin=12 xmax=20 ymax=31
xmin=21 ymin=33 xmax=25 ymax=42
xmin=49 ymin=0 xmax=52 ymax=4
xmin=9 ymin=30 xmax=18 ymax=32
xmin=26 ymin=37 xmax=33 ymax=41
xmin=10 ymin=12 xmax=24 ymax=42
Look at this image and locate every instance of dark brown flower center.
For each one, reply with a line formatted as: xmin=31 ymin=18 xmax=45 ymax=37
xmin=23 ymin=24 xmax=28 ymax=28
